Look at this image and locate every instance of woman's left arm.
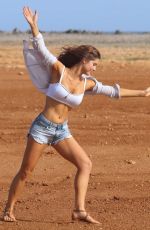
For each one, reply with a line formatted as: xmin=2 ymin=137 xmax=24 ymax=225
xmin=85 ymin=76 xmax=150 ymax=98
xmin=120 ymin=87 xmax=150 ymax=97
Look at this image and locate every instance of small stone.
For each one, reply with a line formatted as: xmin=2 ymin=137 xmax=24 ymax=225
xmin=87 ymin=200 xmax=92 ymax=204
xmin=84 ymin=113 xmax=88 ymax=118
xmin=18 ymin=71 xmax=24 ymax=76
xmin=108 ymin=127 xmax=114 ymax=131
xmin=66 ymin=174 xmax=72 ymax=179
xmin=42 ymin=182 xmax=48 ymax=186
xmin=35 ymin=192 xmax=40 ymax=195
xmin=15 ymin=222 xmax=20 ymax=225
xmin=16 ymin=200 xmax=22 ymax=204
xmin=113 ymin=196 xmax=120 ymax=201
xmin=125 ymin=160 xmax=136 ymax=165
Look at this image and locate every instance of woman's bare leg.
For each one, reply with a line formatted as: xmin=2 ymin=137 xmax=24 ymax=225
xmin=54 ymin=137 xmax=100 ymax=224
xmin=3 ymin=137 xmax=47 ymax=222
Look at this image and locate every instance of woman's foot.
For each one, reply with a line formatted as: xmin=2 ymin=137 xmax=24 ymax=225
xmin=3 ymin=210 xmax=16 ymax=222
xmin=72 ymin=210 xmax=101 ymax=225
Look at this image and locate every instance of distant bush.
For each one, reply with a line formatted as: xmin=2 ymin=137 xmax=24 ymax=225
xmin=114 ymin=30 xmax=122 ymax=35
xmin=65 ymin=29 xmax=88 ymax=34
xmin=26 ymin=29 xmax=32 ymax=34
xmin=12 ymin=28 xmax=22 ymax=34
xmin=25 ymin=29 xmax=45 ymax=34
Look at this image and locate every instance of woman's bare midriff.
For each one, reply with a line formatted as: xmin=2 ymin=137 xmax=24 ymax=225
xmin=42 ymin=96 xmax=71 ymax=124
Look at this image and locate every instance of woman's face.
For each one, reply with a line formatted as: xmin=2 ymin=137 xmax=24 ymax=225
xmin=82 ymin=58 xmax=99 ymax=75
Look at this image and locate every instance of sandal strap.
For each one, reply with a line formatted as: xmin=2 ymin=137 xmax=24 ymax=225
xmin=73 ymin=210 xmax=89 ymax=219
xmin=73 ymin=209 xmax=86 ymax=212
xmin=72 ymin=210 xmax=101 ymax=225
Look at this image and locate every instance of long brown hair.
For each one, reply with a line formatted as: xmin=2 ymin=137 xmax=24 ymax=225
xmin=58 ymin=45 xmax=101 ymax=68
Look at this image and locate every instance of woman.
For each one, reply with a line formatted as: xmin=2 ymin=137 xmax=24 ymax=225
xmin=3 ymin=7 xmax=150 ymax=224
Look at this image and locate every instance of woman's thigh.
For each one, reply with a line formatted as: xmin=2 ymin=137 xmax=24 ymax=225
xmin=53 ymin=137 xmax=91 ymax=169
xmin=20 ymin=136 xmax=47 ymax=172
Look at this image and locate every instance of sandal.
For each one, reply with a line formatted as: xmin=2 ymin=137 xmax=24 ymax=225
xmin=3 ymin=209 xmax=16 ymax=222
xmin=72 ymin=210 xmax=101 ymax=225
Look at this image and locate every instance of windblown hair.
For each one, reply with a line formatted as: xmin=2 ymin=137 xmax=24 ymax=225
xmin=58 ymin=45 xmax=101 ymax=68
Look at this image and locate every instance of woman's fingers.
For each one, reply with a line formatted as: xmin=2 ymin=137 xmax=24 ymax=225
xmin=145 ymin=87 xmax=150 ymax=96
xmin=23 ymin=6 xmax=38 ymax=23
xmin=23 ymin=6 xmax=29 ymax=15
xmin=34 ymin=10 xmax=38 ymax=22
xmin=23 ymin=7 xmax=30 ymax=18
xmin=28 ymin=7 xmax=34 ymax=17
xmin=24 ymin=7 xmax=32 ymax=16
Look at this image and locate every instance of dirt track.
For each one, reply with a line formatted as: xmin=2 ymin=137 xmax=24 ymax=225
xmin=0 ymin=40 xmax=150 ymax=230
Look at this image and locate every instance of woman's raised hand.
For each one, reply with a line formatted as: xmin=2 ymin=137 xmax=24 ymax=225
xmin=23 ymin=6 xmax=38 ymax=27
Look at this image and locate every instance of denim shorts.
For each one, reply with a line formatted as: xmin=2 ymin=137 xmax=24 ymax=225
xmin=28 ymin=113 xmax=72 ymax=145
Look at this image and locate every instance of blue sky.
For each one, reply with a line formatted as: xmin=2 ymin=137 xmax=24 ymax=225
xmin=0 ymin=0 xmax=150 ymax=32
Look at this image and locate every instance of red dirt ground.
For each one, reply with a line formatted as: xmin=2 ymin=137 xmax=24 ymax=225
xmin=0 ymin=60 xmax=150 ymax=230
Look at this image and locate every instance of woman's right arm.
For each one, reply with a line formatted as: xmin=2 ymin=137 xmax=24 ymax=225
xmin=23 ymin=7 xmax=62 ymax=70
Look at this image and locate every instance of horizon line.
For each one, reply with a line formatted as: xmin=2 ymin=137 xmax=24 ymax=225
xmin=0 ymin=29 xmax=150 ymax=34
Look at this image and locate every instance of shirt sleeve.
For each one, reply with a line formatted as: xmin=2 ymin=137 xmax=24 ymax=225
xmin=31 ymin=33 xmax=57 ymax=67
xmin=84 ymin=76 xmax=120 ymax=98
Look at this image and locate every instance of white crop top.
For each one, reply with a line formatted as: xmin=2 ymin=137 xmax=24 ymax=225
xmin=23 ymin=33 xmax=120 ymax=101
xmin=46 ymin=67 xmax=87 ymax=107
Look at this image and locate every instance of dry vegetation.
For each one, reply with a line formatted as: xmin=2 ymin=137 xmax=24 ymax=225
xmin=1 ymin=32 xmax=150 ymax=69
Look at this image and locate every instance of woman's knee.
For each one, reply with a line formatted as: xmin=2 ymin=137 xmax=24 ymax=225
xmin=78 ymin=158 xmax=92 ymax=172
xmin=18 ymin=167 xmax=33 ymax=181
